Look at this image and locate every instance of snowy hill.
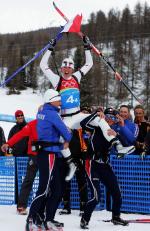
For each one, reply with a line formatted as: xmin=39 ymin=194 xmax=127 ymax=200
xmin=0 ymin=88 xmax=43 ymax=138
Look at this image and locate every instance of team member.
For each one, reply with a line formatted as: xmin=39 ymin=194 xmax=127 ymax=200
xmin=59 ymin=127 xmax=89 ymax=216
xmin=134 ymin=104 xmax=150 ymax=154
xmin=79 ymin=109 xmax=134 ymax=229
xmin=40 ymin=37 xmax=135 ymax=162
xmin=26 ymin=89 xmax=72 ymax=231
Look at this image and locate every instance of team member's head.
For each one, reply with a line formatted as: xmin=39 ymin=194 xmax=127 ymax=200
xmin=61 ymin=57 xmax=74 ymax=79
xmin=43 ymin=89 xmax=61 ymax=108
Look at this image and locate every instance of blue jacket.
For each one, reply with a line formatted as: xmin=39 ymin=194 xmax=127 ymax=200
xmin=37 ymin=103 xmax=72 ymax=154
xmin=112 ymin=119 xmax=139 ymax=146
xmin=80 ymin=113 xmax=138 ymax=161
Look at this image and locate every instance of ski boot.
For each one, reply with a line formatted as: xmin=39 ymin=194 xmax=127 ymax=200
xmin=80 ymin=217 xmax=89 ymax=229
xmin=25 ymin=214 xmax=44 ymax=231
xmin=112 ymin=139 xmax=135 ymax=158
xmin=44 ymin=220 xmax=63 ymax=230
xmin=25 ymin=217 xmax=33 ymax=231
xmin=59 ymin=208 xmax=71 ymax=215
xmin=30 ymin=223 xmax=43 ymax=231
xmin=17 ymin=207 xmax=28 ymax=215
xmin=65 ymin=157 xmax=77 ymax=181
xmin=111 ymin=215 xmax=129 ymax=226
xmin=51 ymin=220 xmax=64 ymax=227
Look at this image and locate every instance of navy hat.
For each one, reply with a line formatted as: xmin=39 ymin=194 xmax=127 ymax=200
xmin=104 ymin=108 xmax=119 ymax=116
xmin=104 ymin=107 xmax=115 ymax=115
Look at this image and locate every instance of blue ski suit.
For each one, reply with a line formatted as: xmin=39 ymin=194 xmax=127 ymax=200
xmin=28 ymin=103 xmax=72 ymax=223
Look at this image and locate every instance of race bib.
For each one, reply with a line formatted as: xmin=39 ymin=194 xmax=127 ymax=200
xmin=60 ymin=88 xmax=80 ymax=109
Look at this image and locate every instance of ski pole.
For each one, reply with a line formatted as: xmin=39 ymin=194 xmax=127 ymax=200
xmin=0 ymin=28 xmax=63 ymax=88
xmin=53 ymin=1 xmax=143 ymax=105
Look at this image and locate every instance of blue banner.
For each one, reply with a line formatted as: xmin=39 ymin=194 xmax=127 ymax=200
xmin=0 ymin=114 xmax=33 ymax=123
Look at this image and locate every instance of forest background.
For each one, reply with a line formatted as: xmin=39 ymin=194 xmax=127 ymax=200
xmin=0 ymin=2 xmax=150 ymax=115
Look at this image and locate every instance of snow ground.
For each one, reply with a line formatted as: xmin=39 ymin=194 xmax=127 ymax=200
xmin=0 ymin=206 xmax=150 ymax=231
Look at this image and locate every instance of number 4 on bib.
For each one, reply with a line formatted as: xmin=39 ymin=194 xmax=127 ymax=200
xmin=66 ymin=95 xmax=78 ymax=104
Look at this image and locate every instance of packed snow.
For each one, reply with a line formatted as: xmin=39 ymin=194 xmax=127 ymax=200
xmin=0 ymin=206 xmax=150 ymax=231
xmin=0 ymin=88 xmax=150 ymax=230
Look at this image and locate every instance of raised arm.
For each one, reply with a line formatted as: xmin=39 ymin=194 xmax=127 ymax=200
xmin=40 ymin=40 xmax=60 ymax=88
xmin=73 ymin=36 xmax=93 ymax=83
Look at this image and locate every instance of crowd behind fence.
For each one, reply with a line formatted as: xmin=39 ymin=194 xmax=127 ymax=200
xmin=0 ymin=154 xmax=150 ymax=214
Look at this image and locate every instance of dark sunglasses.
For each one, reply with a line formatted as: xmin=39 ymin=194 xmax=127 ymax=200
xmin=16 ymin=114 xmax=24 ymax=118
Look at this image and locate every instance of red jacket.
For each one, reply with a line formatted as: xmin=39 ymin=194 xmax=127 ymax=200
xmin=7 ymin=120 xmax=37 ymax=156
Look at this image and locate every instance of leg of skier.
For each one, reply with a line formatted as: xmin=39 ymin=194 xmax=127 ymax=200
xmin=91 ymin=116 xmax=135 ymax=156
xmin=62 ymin=112 xmax=135 ymax=165
xmin=61 ymin=148 xmax=77 ymax=181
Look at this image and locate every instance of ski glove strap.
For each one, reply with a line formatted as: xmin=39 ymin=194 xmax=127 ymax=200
xmin=48 ymin=39 xmax=56 ymax=51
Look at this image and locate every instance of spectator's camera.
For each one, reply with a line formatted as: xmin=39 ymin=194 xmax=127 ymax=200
xmin=113 ymin=110 xmax=119 ymax=116
xmin=104 ymin=108 xmax=119 ymax=123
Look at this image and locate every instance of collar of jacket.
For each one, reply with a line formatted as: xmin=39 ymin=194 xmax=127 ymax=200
xmin=44 ymin=103 xmax=60 ymax=112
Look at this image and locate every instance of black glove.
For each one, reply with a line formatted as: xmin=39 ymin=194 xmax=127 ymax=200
xmin=48 ymin=39 xmax=56 ymax=51
xmin=82 ymin=35 xmax=92 ymax=50
xmin=117 ymin=153 xmax=125 ymax=159
xmin=140 ymin=144 xmax=149 ymax=160
xmin=140 ymin=151 xmax=146 ymax=160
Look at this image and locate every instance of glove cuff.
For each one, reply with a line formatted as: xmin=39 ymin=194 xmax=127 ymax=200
xmin=48 ymin=46 xmax=54 ymax=52
xmin=84 ymin=44 xmax=92 ymax=50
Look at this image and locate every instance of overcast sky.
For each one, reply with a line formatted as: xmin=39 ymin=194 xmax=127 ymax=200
xmin=0 ymin=0 xmax=148 ymax=34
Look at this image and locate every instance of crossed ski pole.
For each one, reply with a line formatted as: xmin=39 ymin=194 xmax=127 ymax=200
xmin=0 ymin=28 xmax=63 ymax=88
xmin=53 ymin=1 xmax=143 ymax=105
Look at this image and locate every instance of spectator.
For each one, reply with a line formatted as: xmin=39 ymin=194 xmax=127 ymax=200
xmin=113 ymin=105 xmax=139 ymax=147
xmin=1 ymin=119 xmax=38 ymax=215
xmin=0 ymin=125 xmax=6 ymax=156
xmin=134 ymin=105 xmax=150 ymax=154
xmin=140 ymin=130 xmax=150 ymax=159
xmin=6 ymin=110 xmax=28 ymax=205
xmin=8 ymin=110 xmax=28 ymax=156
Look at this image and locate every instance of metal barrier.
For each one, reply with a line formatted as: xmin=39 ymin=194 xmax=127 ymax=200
xmin=0 ymin=113 xmax=33 ymax=123
xmin=0 ymin=157 xmax=15 ymax=205
xmin=110 ymin=155 xmax=150 ymax=214
xmin=16 ymin=157 xmax=105 ymax=210
xmin=0 ymin=155 xmax=150 ymax=213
